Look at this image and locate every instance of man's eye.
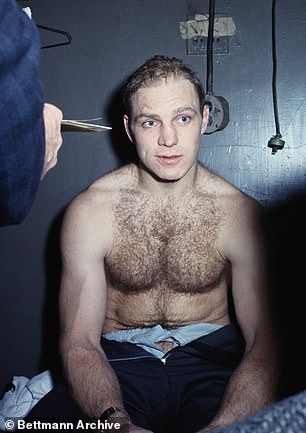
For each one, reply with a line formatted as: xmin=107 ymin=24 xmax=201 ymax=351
xmin=178 ymin=116 xmax=191 ymax=124
xmin=143 ymin=120 xmax=156 ymax=128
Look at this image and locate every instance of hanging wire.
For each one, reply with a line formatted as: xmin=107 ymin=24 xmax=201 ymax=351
xmin=268 ymin=0 xmax=285 ymax=154
xmin=271 ymin=0 xmax=280 ymax=135
xmin=206 ymin=0 xmax=215 ymax=95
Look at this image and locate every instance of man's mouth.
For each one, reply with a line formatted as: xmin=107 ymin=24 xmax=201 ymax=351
xmin=156 ymin=155 xmax=183 ymax=165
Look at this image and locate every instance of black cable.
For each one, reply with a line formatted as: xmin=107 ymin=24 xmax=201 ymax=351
xmin=271 ymin=0 xmax=281 ymax=136
xmin=267 ymin=0 xmax=285 ymax=154
xmin=206 ymin=0 xmax=215 ymax=95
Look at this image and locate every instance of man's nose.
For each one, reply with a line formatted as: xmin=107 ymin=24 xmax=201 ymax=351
xmin=158 ymin=123 xmax=178 ymax=147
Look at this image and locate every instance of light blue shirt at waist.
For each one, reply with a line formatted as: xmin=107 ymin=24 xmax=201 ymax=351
xmin=103 ymin=322 xmax=223 ymax=359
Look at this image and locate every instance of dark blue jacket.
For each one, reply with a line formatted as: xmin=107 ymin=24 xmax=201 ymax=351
xmin=0 ymin=0 xmax=45 ymax=226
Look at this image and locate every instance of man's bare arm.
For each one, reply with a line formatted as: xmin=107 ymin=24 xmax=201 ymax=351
xmin=197 ymin=198 xmax=279 ymax=432
xmin=59 ymin=192 xmax=125 ymax=417
xmin=59 ymin=192 xmax=153 ymax=433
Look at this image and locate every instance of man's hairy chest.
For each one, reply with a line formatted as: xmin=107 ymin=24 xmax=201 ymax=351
xmin=104 ymin=189 xmax=229 ymax=295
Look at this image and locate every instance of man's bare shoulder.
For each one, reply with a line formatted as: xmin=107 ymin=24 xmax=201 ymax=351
xmin=70 ymin=165 xmax=136 ymax=211
xmin=63 ymin=164 xmax=137 ymax=231
xmin=197 ymin=166 xmax=267 ymax=258
xmin=198 ymin=165 xmax=262 ymax=215
xmin=89 ymin=164 xmax=137 ymax=193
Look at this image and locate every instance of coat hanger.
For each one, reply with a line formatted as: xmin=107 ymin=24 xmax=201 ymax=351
xmin=20 ymin=4 xmax=72 ymax=49
xmin=37 ymin=24 xmax=72 ymax=49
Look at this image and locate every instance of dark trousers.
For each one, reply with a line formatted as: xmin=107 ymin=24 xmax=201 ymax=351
xmin=25 ymin=324 xmax=244 ymax=433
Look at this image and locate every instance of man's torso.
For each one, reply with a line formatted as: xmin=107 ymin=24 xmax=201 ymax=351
xmin=94 ymin=164 xmax=236 ymax=332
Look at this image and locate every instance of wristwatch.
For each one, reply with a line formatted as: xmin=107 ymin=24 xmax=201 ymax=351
xmin=100 ymin=406 xmax=130 ymax=421
xmin=98 ymin=406 xmax=130 ymax=432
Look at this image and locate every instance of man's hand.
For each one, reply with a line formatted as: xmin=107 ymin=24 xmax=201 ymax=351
xmin=41 ymin=102 xmax=63 ymax=179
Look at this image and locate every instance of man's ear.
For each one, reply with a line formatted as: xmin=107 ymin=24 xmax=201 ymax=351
xmin=123 ymin=114 xmax=135 ymax=143
xmin=200 ymin=104 xmax=210 ymax=135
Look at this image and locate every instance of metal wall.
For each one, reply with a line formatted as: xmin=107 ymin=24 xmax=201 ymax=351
xmin=1 ymin=0 xmax=306 ymax=397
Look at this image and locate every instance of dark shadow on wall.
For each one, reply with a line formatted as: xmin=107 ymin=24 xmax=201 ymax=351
xmin=268 ymin=190 xmax=306 ymax=399
xmin=39 ymin=210 xmax=65 ymax=384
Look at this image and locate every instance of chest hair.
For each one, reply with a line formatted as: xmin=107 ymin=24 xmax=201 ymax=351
xmin=105 ymin=189 xmax=228 ymax=295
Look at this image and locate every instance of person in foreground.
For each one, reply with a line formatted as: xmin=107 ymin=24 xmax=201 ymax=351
xmin=0 ymin=0 xmax=63 ymax=226
xmin=26 ymin=55 xmax=279 ymax=433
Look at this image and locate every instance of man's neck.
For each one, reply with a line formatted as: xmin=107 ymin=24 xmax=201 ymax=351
xmin=136 ymin=162 xmax=200 ymax=199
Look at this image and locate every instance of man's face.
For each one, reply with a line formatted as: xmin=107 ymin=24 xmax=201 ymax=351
xmin=124 ymin=77 xmax=209 ymax=183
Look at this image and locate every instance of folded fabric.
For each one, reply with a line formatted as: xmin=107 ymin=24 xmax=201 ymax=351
xmin=0 ymin=370 xmax=54 ymax=430
xmin=104 ymin=322 xmax=223 ymax=358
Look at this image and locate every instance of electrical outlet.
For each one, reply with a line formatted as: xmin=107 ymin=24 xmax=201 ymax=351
xmin=204 ymin=94 xmax=229 ymax=134
xmin=185 ymin=14 xmax=229 ymax=55
xmin=187 ymin=34 xmax=228 ymax=55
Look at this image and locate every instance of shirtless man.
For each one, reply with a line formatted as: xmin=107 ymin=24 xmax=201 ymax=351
xmin=28 ymin=56 xmax=278 ymax=433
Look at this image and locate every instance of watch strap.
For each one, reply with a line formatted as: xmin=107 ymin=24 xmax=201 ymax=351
xmin=99 ymin=406 xmax=130 ymax=422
